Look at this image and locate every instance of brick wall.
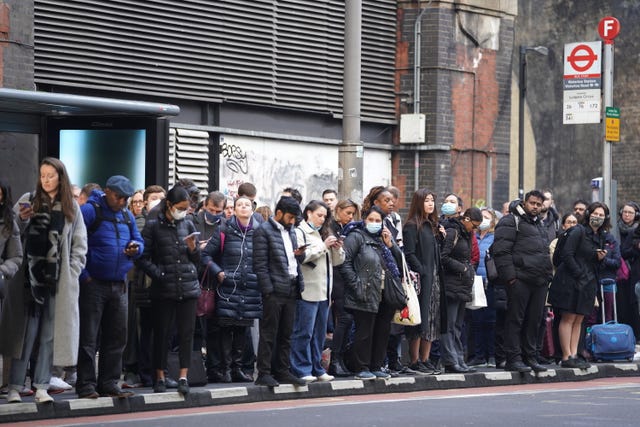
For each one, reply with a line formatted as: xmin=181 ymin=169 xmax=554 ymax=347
xmin=0 ymin=0 xmax=38 ymax=198
xmin=394 ymin=1 xmax=515 ymax=215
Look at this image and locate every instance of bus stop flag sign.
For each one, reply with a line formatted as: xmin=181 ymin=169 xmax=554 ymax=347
xmin=563 ymin=41 xmax=602 ymax=124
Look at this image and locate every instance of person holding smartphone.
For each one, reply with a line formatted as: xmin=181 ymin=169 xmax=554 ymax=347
xmin=1 ymin=158 xmax=87 ymax=404
xmin=76 ymin=175 xmax=143 ymax=400
xmin=137 ymin=186 xmax=200 ymax=395
xmin=549 ymin=202 xmax=615 ymax=369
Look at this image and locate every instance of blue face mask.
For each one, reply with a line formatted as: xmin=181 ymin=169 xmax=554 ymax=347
xmin=204 ymin=211 xmax=223 ymax=225
xmin=308 ymin=222 xmax=321 ymax=231
xmin=365 ymin=222 xmax=382 ymax=235
xmin=441 ymin=202 xmax=457 ymax=216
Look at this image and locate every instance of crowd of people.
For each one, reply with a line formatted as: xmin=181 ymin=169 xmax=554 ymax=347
xmin=1 ymin=158 xmax=640 ymax=402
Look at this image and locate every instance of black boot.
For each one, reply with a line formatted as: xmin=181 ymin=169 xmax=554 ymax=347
xmin=329 ymin=355 xmax=351 ymax=377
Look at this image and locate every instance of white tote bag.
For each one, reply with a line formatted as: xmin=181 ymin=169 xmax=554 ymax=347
xmin=392 ymin=254 xmax=422 ymax=326
xmin=466 ymin=275 xmax=488 ymax=310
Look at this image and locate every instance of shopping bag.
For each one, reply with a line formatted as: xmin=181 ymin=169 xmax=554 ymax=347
xmin=466 ymin=275 xmax=487 ymax=310
xmin=393 ymin=254 xmax=422 ymax=326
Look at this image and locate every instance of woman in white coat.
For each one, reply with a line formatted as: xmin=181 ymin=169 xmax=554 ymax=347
xmin=290 ymin=200 xmax=345 ymax=382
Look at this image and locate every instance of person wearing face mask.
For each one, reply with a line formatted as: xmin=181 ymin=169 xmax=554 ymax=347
xmin=466 ymin=208 xmax=498 ymax=368
xmin=252 ymin=196 xmax=307 ymax=387
xmin=338 ymin=206 xmax=403 ymax=380
xmin=290 ymin=200 xmax=345 ymax=383
xmin=189 ymin=190 xmax=227 ymax=382
xmin=549 ymin=202 xmax=617 ymax=369
xmin=439 ymin=207 xmax=483 ymax=374
xmin=137 ymin=186 xmax=201 ymax=395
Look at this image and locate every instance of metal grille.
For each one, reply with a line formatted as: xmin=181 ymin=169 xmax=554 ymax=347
xmin=34 ymin=0 xmax=396 ymax=121
xmin=168 ymin=127 xmax=210 ymax=193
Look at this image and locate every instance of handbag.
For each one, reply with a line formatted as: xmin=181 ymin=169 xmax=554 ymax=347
xmin=616 ymin=257 xmax=630 ymax=282
xmin=382 ymin=265 xmax=408 ymax=311
xmin=466 ymin=275 xmax=488 ymax=310
xmin=196 ymin=261 xmax=216 ymax=317
xmin=393 ymin=254 xmax=422 ymax=326
xmin=485 ymin=245 xmax=499 ymax=282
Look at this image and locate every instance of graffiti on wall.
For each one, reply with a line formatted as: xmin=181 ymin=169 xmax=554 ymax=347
xmin=219 ymin=135 xmax=338 ymax=208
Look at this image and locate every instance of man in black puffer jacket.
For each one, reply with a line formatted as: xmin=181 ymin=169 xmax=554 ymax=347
xmin=492 ymin=190 xmax=553 ymax=374
xmin=253 ymin=196 xmax=306 ymax=387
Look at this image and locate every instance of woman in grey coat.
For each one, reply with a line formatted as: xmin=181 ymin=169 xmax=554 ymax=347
xmin=0 ymin=158 xmax=87 ymax=404
xmin=0 ymin=179 xmax=22 ymax=302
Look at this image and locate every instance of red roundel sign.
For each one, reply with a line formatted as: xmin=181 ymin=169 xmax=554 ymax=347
xmin=598 ymin=17 xmax=620 ymax=42
xmin=567 ymin=44 xmax=598 ymax=73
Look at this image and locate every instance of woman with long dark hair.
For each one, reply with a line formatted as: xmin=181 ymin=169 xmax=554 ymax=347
xmin=1 ymin=158 xmax=87 ymax=403
xmin=137 ymin=186 xmax=201 ymax=394
xmin=402 ymin=189 xmax=446 ymax=375
xmin=290 ymin=200 xmax=344 ymax=382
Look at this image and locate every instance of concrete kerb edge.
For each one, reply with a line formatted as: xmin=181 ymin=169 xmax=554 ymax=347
xmin=1 ymin=363 xmax=639 ymax=423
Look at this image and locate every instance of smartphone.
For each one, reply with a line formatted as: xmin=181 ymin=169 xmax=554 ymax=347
xmin=19 ymin=201 xmax=31 ymax=209
xmin=127 ymin=241 xmax=140 ymax=249
xmin=184 ymin=231 xmax=201 ymax=240
xmin=338 ymin=235 xmax=346 ymax=242
xmin=297 ymin=244 xmax=310 ymax=250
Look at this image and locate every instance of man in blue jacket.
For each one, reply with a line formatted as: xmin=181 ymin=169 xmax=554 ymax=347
xmin=76 ymin=175 xmax=144 ymax=399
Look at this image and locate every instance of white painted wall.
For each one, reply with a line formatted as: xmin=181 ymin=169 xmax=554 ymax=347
xmin=219 ymin=133 xmax=392 ymax=209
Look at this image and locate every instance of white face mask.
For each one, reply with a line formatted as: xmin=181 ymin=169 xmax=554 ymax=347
xmin=148 ymin=199 xmax=162 ymax=211
xmin=171 ymin=208 xmax=188 ymax=221
xmin=478 ymin=218 xmax=491 ymax=231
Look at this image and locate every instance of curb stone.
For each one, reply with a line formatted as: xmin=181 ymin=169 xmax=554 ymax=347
xmin=1 ymin=362 xmax=638 ymax=423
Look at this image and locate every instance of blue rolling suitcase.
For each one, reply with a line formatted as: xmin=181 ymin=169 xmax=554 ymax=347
xmin=588 ymin=280 xmax=636 ymax=362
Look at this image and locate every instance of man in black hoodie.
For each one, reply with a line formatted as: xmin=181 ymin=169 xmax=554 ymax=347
xmin=492 ymin=190 xmax=553 ymax=373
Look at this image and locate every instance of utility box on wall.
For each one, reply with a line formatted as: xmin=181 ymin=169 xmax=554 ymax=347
xmin=399 ymin=113 xmax=426 ymax=144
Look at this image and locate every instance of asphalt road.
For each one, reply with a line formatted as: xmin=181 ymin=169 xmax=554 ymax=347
xmin=18 ymin=377 xmax=640 ymax=427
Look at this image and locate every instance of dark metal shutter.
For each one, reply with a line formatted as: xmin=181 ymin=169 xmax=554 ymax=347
xmin=34 ymin=0 xmax=396 ymax=122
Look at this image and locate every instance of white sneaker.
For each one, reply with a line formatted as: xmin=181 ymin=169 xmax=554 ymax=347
xmin=316 ymin=373 xmax=334 ymax=382
xmin=49 ymin=376 xmax=72 ymax=391
xmin=35 ymin=388 xmax=54 ymax=403
xmin=300 ymin=375 xmax=317 ymax=383
xmin=7 ymin=389 xmax=21 ymax=403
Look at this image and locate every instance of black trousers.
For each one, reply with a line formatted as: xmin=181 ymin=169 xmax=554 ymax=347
xmin=350 ymin=299 xmax=395 ymax=372
xmin=503 ymin=280 xmax=547 ymax=364
xmin=256 ymin=293 xmax=297 ymax=376
xmin=330 ymin=294 xmax=354 ymax=357
xmin=152 ymin=298 xmax=197 ymax=372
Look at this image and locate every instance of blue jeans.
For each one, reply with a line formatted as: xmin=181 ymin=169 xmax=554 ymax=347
xmin=290 ymin=299 xmax=329 ymax=377
xmin=10 ymin=294 xmax=55 ymax=391
xmin=76 ymin=280 xmax=127 ymax=395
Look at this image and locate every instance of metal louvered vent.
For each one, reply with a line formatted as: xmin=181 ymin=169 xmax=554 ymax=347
xmin=34 ymin=0 xmax=396 ymax=122
xmin=168 ymin=128 xmax=210 ymax=193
